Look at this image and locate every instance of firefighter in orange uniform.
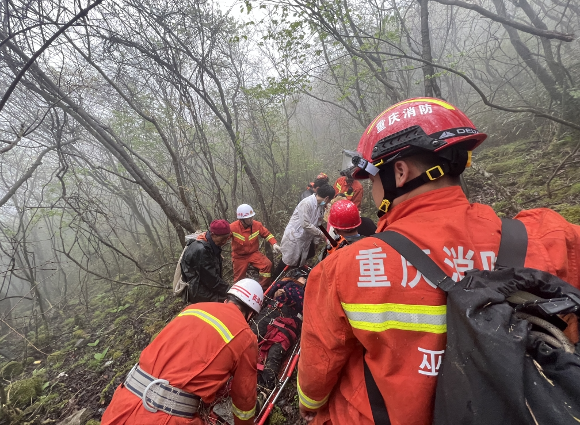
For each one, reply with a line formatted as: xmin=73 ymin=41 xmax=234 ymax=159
xmin=333 ymin=171 xmax=364 ymax=208
xmin=296 ymin=98 xmax=580 ymax=425
xmin=231 ymin=204 xmax=281 ymax=288
xmin=102 ymin=279 xmax=264 ymax=425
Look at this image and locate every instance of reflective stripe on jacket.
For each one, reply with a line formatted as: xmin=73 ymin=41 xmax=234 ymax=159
xmin=230 ymin=219 xmax=276 ymax=258
xmin=102 ymin=302 xmax=258 ymax=425
xmin=334 ymin=176 xmax=364 ymax=207
xmin=297 ymin=186 xmax=580 ymax=425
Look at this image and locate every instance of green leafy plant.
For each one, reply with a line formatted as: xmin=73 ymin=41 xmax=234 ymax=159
xmin=94 ymin=347 xmax=109 ymax=361
xmin=116 ymin=303 xmax=131 ymax=312
xmin=87 ymin=339 xmax=100 ymax=347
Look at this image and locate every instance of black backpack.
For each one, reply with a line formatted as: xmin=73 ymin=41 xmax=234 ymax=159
xmin=367 ymin=219 xmax=580 ymax=425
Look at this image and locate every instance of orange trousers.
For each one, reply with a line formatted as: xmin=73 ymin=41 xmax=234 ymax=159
xmin=233 ymin=251 xmax=272 ymax=288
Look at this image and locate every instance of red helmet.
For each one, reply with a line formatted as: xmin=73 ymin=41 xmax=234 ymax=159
xmin=328 ymin=200 xmax=362 ymax=230
xmin=316 ymin=173 xmax=329 ymax=182
xmin=351 ymin=97 xmax=487 ymax=179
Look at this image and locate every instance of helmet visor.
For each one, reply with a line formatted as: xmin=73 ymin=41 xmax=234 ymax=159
xmin=341 ymin=150 xmax=380 ymax=179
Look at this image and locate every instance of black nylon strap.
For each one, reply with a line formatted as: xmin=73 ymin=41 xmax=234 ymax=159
xmin=496 ymin=218 xmax=528 ymax=269
xmin=364 ymin=355 xmax=391 ymax=425
xmin=372 ymin=231 xmax=456 ymax=292
xmin=395 ymin=163 xmax=450 ymax=197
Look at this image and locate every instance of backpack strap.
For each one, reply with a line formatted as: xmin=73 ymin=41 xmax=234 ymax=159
xmin=496 ymin=218 xmax=528 ymax=269
xmin=363 ymin=353 xmax=391 ymax=425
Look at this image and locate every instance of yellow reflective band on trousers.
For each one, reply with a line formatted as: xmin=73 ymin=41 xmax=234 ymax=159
xmin=265 ymin=234 xmax=274 ymax=241
xmin=336 ymin=182 xmax=342 ymax=191
xmin=231 ymin=401 xmax=255 ymax=420
xmin=297 ymin=377 xmax=330 ymax=410
xmin=259 ymin=272 xmax=271 ymax=277
xmin=341 ymin=302 xmax=447 ymax=334
xmin=249 ymin=231 xmax=260 ymax=240
xmin=178 ymin=309 xmax=234 ymax=343
xmin=232 ymin=232 xmax=245 ymax=241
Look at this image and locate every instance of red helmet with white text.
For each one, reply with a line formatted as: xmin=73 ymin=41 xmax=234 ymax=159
xmin=348 ymin=97 xmax=487 ymax=179
xmin=344 ymin=98 xmax=487 ymax=214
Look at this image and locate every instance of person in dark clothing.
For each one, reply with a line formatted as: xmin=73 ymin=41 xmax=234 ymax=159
xmin=357 ymin=216 xmax=377 ymax=236
xmin=299 ymin=173 xmax=330 ymax=201
xmin=252 ymin=268 xmax=309 ymax=406
xmin=181 ymin=219 xmax=232 ymax=304
xmin=300 ymin=182 xmax=316 ymax=201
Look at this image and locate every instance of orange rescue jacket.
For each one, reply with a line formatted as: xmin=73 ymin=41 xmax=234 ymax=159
xmin=102 ymin=302 xmax=258 ymax=425
xmin=297 ymin=186 xmax=580 ymax=425
xmin=230 ymin=220 xmax=276 ymax=258
xmin=334 ymin=176 xmax=364 ymax=207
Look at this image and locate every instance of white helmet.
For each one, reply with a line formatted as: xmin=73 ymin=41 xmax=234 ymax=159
xmin=236 ymin=204 xmax=255 ymax=219
xmin=227 ymin=278 xmax=263 ymax=314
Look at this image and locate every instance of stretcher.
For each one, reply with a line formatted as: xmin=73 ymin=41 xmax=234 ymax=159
xmin=255 ymin=265 xmax=307 ymax=424
xmin=255 ymin=343 xmax=300 ymax=424
xmin=204 ymin=344 xmax=301 ymax=425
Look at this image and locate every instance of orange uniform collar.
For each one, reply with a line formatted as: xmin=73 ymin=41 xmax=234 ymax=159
xmin=378 ymin=186 xmax=469 ymax=231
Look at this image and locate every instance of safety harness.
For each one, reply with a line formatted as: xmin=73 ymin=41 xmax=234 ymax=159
xmin=124 ymin=364 xmax=201 ymax=418
xmin=258 ymin=317 xmax=300 ymax=370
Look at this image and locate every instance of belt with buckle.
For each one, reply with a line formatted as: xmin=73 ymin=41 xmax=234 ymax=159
xmin=124 ymin=364 xmax=201 ymax=418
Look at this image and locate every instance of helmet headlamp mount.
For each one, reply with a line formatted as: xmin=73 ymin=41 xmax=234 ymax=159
xmin=341 ymin=150 xmax=380 ymax=177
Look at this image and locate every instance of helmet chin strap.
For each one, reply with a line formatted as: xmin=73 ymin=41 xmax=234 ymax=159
xmin=375 ymin=149 xmax=469 ymax=216
xmin=376 ymin=161 xmax=454 ymax=217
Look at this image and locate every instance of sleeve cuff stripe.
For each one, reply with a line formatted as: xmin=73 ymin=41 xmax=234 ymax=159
xmin=297 ymin=381 xmax=329 ymax=410
xmin=231 ymin=402 xmax=255 ymax=420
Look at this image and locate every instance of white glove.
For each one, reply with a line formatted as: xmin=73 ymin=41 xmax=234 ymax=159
xmin=272 ymin=243 xmax=282 ymax=254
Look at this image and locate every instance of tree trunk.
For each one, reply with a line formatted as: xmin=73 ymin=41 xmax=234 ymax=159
xmin=418 ymin=0 xmax=442 ymax=98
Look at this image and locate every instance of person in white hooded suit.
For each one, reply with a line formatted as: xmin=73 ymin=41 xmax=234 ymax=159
xmin=273 ymin=184 xmax=335 ymax=277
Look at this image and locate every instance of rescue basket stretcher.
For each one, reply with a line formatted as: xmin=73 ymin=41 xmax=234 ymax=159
xmin=204 ymin=341 xmax=301 ymax=425
xmin=254 ymin=265 xmax=304 ymax=424
xmin=255 ymin=343 xmax=301 ymax=425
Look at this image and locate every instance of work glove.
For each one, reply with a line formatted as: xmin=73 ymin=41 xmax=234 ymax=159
xmin=272 ymin=243 xmax=282 ymax=254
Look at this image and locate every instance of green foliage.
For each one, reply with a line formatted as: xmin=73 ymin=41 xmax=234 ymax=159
xmin=94 ymin=347 xmax=109 ymax=362
xmin=72 ymin=329 xmax=88 ymax=339
xmin=144 ymin=321 xmax=165 ymax=337
xmin=63 ymin=317 xmax=76 ymax=328
xmin=32 ymin=367 xmax=46 ymax=377
xmin=154 ymin=295 xmax=165 ymax=307
xmin=1 ymin=361 xmax=23 ymax=379
xmin=47 ymin=351 xmax=66 ymax=366
xmin=484 ymin=157 xmax=527 ymax=175
xmin=87 ymin=339 xmax=100 ymax=347
xmin=269 ymin=406 xmax=286 ymax=425
xmin=85 ymin=420 xmax=101 ymax=425
xmin=108 ymin=303 xmax=130 ymax=314
xmin=555 ymin=205 xmax=580 ymax=224
xmin=6 ymin=377 xmax=44 ymax=409
xmin=114 ymin=315 xmax=129 ymax=327
xmin=93 ymin=310 xmax=107 ymax=324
